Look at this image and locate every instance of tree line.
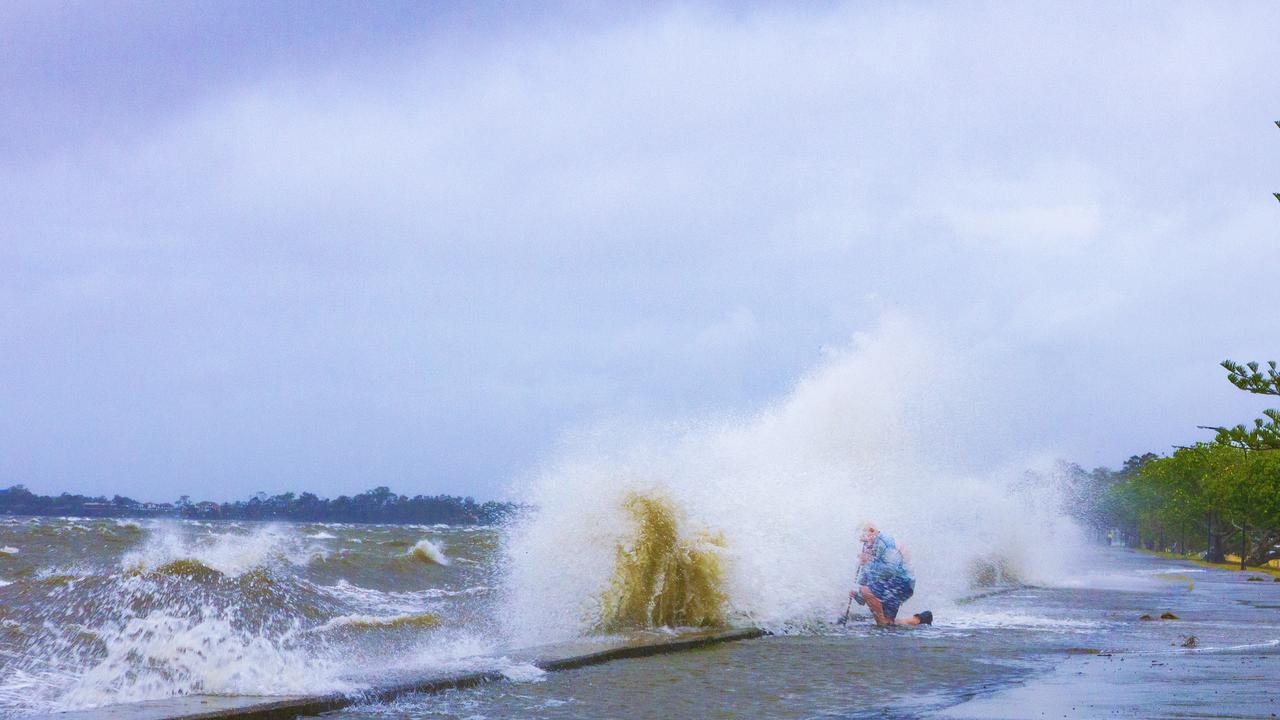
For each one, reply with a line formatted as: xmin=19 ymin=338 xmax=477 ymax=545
xmin=0 ymin=484 xmax=517 ymax=525
xmin=1078 ymin=360 xmax=1280 ymax=568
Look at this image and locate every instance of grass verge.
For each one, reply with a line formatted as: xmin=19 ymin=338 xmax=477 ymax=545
xmin=1141 ymin=549 xmax=1280 ymax=579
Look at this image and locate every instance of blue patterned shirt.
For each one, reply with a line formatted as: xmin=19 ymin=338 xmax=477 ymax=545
xmin=858 ymin=533 xmax=913 ymax=586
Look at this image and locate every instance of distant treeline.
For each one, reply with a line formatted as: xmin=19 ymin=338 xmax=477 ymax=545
xmin=1074 ymin=360 xmax=1280 ymax=568
xmin=0 ymin=484 xmax=517 ymax=525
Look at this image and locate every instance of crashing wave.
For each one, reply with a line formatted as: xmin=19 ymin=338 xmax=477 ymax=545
xmin=55 ymin=612 xmax=350 ymax=710
xmin=121 ymin=524 xmax=327 ymax=577
xmin=407 ymin=539 xmax=450 ymax=566
xmin=597 ymin=493 xmax=726 ymax=631
xmin=503 ymin=318 xmax=1088 ymax=643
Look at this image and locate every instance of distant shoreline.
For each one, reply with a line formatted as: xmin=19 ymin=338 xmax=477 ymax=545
xmin=0 ymin=511 xmax=507 ymax=528
xmin=0 ymin=484 xmax=518 ymax=526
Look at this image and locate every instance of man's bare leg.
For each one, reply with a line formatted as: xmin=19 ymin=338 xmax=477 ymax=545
xmin=859 ymin=585 xmax=891 ymax=626
xmin=860 ymin=585 xmax=924 ymax=626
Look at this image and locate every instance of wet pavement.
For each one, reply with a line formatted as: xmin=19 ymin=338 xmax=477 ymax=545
xmin=325 ymin=549 xmax=1280 ymax=719
xmin=935 ymin=553 xmax=1280 ymax=720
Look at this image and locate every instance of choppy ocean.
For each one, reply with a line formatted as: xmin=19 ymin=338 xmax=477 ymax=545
xmin=0 ymin=516 xmax=500 ymax=713
xmin=3 ymin=515 xmax=1276 ymax=719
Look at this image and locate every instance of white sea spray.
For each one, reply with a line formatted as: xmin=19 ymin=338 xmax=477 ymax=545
xmin=120 ymin=523 xmax=329 ymax=576
xmin=502 ymin=317 xmax=1088 ymax=644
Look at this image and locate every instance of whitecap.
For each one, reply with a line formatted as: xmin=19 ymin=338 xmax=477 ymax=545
xmin=407 ymin=539 xmax=450 ymax=566
xmin=121 ymin=524 xmax=327 ymax=577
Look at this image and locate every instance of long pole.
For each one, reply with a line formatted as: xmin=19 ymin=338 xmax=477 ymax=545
xmin=839 ymin=559 xmax=865 ymax=625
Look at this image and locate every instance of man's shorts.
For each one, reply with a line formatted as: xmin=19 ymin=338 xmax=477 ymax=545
xmin=867 ymin=574 xmax=915 ymax=620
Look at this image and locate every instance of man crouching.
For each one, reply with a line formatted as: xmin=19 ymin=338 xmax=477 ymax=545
xmin=852 ymin=523 xmax=932 ymax=627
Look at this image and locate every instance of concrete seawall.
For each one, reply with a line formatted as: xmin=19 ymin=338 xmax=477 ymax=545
xmin=33 ymin=627 xmax=768 ymax=720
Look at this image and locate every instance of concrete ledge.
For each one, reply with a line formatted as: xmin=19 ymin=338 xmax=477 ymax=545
xmin=33 ymin=627 xmax=768 ymax=720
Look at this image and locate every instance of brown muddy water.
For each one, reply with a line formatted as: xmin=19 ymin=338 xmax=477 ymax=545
xmin=2 ymin=514 xmax=1276 ymax=719
xmin=0 ymin=516 xmax=500 ymax=714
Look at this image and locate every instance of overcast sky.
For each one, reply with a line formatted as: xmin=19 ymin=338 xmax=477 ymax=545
xmin=2 ymin=1 xmax=1277 ymax=502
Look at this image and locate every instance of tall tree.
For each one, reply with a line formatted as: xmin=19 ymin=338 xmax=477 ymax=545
xmin=1214 ymin=360 xmax=1280 ymax=451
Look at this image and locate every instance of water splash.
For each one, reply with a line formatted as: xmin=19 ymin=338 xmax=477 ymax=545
xmin=503 ymin=317 xmax=1087 ymax=643
xmin=597 ymin=493 xmax=727 ymax=631
xmin=407 ymin=539 xmax=451 ymax=566
xmin=121 ymin=523 xmax=327 ymax=577
xmin=56 ymin=611 xmax=347 ymax=710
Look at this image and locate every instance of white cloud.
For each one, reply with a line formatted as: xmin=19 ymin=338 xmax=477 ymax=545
xmin=1 ymin=2 xmax=1278 ymax=498
xmin=932 ymin=161 xmax=1107 ymax=255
